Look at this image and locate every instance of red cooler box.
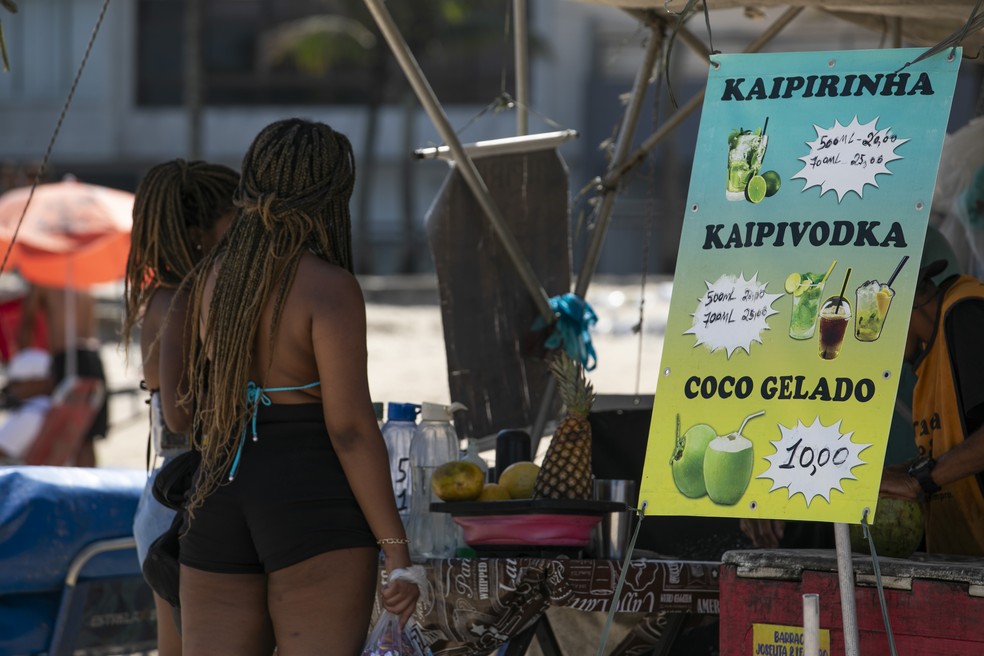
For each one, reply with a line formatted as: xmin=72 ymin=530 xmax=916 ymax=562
xmin=719 ymin=549 xmax=984 ymax=656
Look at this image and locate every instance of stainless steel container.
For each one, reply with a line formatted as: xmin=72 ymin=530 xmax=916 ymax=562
xmin=590 ymin=478 xmax=637 ymax=560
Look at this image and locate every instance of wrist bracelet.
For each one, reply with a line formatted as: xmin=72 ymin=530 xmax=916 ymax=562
xmin=377 ymin=537 xmax=411 ymax=545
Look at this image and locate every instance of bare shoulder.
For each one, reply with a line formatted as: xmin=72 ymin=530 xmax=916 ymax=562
xmin=143 ymin=288 xmax=177 ymax=338
xmin=294 ymin=253 xmax=365 ymax=311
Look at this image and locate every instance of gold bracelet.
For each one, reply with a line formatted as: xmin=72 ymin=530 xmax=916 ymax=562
xmin=376 ymin=537 xmax=411 ymax=545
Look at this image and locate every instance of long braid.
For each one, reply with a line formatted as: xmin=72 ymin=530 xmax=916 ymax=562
xmin=185 ymin=119 xmax=356 ymax=512
xmin=122 ymin=159 xmax=238 ymax=352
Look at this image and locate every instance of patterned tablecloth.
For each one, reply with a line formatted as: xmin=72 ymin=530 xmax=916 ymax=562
xmin=381 ymin=557 xmax=720 ymax=656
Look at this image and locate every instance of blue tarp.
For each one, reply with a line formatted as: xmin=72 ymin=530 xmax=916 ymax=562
xmin=0 ymin=466 xmax=144 ymax=595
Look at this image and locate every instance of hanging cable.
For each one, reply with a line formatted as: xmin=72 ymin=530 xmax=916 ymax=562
xmin=0 ymin=0 xmax=113 ymax=280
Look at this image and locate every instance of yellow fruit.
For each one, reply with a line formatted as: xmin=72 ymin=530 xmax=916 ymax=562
xmin=431 ymin=460 xmax=485 ymax=502
xmin=477 ymin=483 xmax=511 ymax=501
xmin=783 ymin=273 xmax=801 ymax=294
xmin=498 ymin=461 xmax=540 ymax=499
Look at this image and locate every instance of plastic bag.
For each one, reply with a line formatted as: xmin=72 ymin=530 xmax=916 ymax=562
xmin=361 ymin=610 xmax=406 ymax=656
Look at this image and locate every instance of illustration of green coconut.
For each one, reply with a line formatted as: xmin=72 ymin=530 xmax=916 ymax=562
xmin=670 ymin=414 xmax=717 ymax=498
xmin=704 ymin=411 xmax=765 ymax=505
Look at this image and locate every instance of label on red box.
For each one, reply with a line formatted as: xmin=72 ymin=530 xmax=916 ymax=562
xmin=751 ymin=623 xmax=829 ymax=656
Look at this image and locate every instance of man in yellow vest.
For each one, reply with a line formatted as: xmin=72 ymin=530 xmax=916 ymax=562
xmin=880 ymin=225 xmax=984 ymax=556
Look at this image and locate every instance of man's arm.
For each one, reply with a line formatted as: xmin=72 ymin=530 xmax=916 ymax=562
xmin=884 ymin=298 xmax=984 ymax=499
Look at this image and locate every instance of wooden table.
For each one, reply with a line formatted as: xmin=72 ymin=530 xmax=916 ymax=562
xmin=378 ymin=557 xmax=720 ymax=656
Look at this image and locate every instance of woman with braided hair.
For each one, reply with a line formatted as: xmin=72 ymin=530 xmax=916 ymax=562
xmin=178 ymin=118 xmax=417 ymax=655
xmin=123 ymin=158 xmax=239 ymax=656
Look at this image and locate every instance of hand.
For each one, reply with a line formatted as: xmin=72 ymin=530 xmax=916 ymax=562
xmin=879 ymin=467 xmax=921 ymax=501
xmin=740 ymin=518 xmax=785 ymax=548
xmin=381 ymin=577 xmax=419 ymax=626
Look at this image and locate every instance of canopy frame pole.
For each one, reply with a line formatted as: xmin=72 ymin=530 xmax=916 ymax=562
xmin=515 ymin=0 xmax=530 ymax=136
xmin=362 ymin=0 xmax=554 ymax=323
xmin=610 ymin=6 xmax=804 ymax=186
xmin=529 ymin=23 xmax=664 ymax=449
xmin=530 ymin=6 xmax=803 ymax=448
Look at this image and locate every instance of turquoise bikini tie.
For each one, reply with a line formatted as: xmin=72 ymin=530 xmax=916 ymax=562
xmin=228 ymin=380 xmax=322 ymax=481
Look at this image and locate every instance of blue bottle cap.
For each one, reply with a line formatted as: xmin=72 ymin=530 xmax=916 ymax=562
xmin=386 ymin=402 xmax=420 ymax=422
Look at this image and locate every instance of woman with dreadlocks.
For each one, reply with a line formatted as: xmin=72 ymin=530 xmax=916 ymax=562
xmin=123 ymin=159 xmax=239 ymax=656
xmin=178 ymin=118 xmax=417 ymax=654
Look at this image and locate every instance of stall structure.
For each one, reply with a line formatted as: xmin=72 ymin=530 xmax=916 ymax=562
xmin=363 ymin=0 xmax=984 ymax=448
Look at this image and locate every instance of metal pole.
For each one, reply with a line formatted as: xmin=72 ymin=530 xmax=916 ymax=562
xmin=575 ymin=26 xmax=663 ymax=296
xmin=362 ymin=0 xmax=554 ymax=323
xmin=514 ymin=0 xmax=530 ymax=136
xmin=529 ymin=26 xmax=664 ymax=449
xmin=530 ymin=6 xmax=804 ymax=448
xmin=803 ymin=593 xmax=820 ymax=656
xmin=612 ymin=7 xmax=804 ymax=183
xmin=891 ymin=16 xmax=903 ymax=48
xmin=834 ymin=523 xmax=861 ymax=656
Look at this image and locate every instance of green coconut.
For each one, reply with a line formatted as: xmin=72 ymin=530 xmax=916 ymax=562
xmin=703 ymin=432 xmax=754 ymax=506
xmin=849 ymin=497 xmax=925 ymax=558
xmin=671 ymin=420 xmax=717 ymax=498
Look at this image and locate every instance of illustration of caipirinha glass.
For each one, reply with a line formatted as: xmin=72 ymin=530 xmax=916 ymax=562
xmin=726 ymin=127 xmax=768 ymax=201
xmin=785 ymin=261 xmax=837 ymax=340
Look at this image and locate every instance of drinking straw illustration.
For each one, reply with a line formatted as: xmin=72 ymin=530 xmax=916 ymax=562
xmin=760 ymin=117 xmax=770 ymax=163
xmin=834 ymin=267 xmax=853 ymax=311
xmin=887 ymin=255 xmax=909 ymax=287
xmin=821 ymin=259 xmax=838 ymax=284
xmin=738 ymin=410 xmax=766 ymax=435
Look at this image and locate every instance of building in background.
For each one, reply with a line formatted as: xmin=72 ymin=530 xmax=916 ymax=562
xmin=1 ymin=1 xmax=981 ymax=275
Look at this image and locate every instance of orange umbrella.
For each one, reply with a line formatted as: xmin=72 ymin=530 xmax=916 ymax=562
xmin=0 ymin=179 xmax=133 ymax=289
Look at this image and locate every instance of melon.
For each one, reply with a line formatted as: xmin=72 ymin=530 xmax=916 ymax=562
xmin=849 ymin=497 xmax=924 ymax=558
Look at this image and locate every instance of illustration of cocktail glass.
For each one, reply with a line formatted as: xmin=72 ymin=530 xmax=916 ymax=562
xmin=818 ymin=296 xmax=852 ymax=360
xmin=726 ymin=128 xmax=768 ymax=201
xmin=855 ymin=280 xmax=895 ymax=342
xmin=788 ymin=272 xmax=827 ymax=339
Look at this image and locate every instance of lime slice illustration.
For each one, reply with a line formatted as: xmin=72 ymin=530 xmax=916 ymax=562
xmin=794 ymin=281 xmax=811 ymax=297
xmin=745 ymin=175 xmax=767 ymax=203
xmin=762 ymin=170 xmax=781 ymax=197
xmin=784 ymin=273 xmax=801 ymax=294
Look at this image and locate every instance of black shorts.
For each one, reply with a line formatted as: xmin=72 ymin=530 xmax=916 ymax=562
xmin=51 ymin=348 xmax=109 ymax=442
xmin=179 ymin=403 xmax=375 ymax=574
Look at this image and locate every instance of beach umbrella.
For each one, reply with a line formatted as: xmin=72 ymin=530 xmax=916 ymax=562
xmin=0 ymin=178 xmax=133 ymax=289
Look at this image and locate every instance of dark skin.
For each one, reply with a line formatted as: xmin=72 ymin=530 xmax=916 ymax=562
xmin=741 ymin=276 xmax=984 ymax=548
xmin=138 ymin=212 xmax=233 ymax=656
xmin=180 ymin=253 xmax=418 ymax=656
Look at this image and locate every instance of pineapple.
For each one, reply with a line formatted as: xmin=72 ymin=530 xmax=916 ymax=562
xmin=532 ymin=353 xmax=595 ymax=499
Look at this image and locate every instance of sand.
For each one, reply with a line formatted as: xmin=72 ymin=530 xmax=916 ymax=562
xmin=93 ymin=275 xmax=671 ymax=470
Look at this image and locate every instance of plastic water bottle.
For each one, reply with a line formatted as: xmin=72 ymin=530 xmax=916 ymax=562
xmin=381 ymin=402 xmax=420 ymax=526
xmin=407 ymin=401 xmax=466 ymax=561
xmin=461 ymin=438 xmax=490 ymax=482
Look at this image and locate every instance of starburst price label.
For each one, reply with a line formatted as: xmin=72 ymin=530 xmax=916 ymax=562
xmin=684 ymin=273 xmax=783 ymax=358
xmin=759 ymin=418 xmax=872 ymax=507
xmin=793 ymin=117 xmax=909 ymax=201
